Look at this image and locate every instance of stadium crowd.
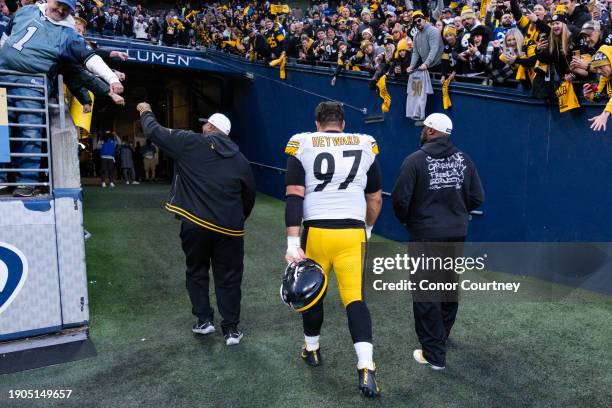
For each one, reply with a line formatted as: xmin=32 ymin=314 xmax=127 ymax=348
xmin=0 ymin=0 xmax=611 ymax=197
xmin=1 ymin=0 xmax=611 ymax=105
xmin=31 ymin=0 xmax=610 ymax=91
xmin=7 ymin=0 xmax=603 ymax=126
xmin=1 ymin=0 xmax=607 ymax=88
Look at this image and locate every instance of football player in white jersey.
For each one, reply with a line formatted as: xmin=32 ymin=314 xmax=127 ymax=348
xmin=284 ymin=102 xmax=383 ymax=397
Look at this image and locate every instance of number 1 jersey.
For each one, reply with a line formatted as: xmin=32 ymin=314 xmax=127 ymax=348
xmin=285 ymin=131 xmax=379 ymax=222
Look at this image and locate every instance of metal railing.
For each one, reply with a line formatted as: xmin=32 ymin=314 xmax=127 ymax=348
xmin=0 ymin=69 xmax=53 ymax=190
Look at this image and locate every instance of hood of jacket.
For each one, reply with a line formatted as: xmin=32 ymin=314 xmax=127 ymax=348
xmin=206 ymin=131 xmax=239 ymax=158
xmin=420 ymin=136 xmax=458 ymax=158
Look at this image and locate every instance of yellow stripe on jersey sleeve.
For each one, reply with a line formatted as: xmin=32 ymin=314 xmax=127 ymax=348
xmin=371 ymin=141 xmax=379 ymax=155
xmin=285 ymin=138 xmax=301 ymax=156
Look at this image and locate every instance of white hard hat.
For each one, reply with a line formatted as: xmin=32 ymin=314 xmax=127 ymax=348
xmin=201 ymin=113 xmax=231 ymax=136
xmin=423 ymin=113 xmax=453 ymax=135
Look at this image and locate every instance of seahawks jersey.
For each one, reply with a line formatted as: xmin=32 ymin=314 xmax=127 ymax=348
xmin=285 ymin=131 xmax=379 ymax=222
xmin=0 ymin=5 xmax=94 ymax=75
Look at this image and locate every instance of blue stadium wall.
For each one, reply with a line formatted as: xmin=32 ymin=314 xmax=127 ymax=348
xmin=89 ymin=38 xmax=610 ymax=243
xmin=216 ymin=53 xmax=608 ymax=243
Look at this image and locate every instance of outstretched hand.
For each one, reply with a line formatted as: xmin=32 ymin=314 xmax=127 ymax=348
xmin=110 ymin=51 xmax=129 ymax=61
xmin=113 ymin=70 xmax=126 ymax=81
xmin=589 ymin=112 xmax=609 ymax=132
xmin=136 ymin=102 xmax=152 ymax=114
xmin=110 ymin=82 xmax=124 ymax=94
xmin=109 ymin=92 xmax=125 ymax=106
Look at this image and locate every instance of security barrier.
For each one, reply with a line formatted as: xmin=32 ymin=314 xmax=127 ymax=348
xmin=0 ymin=70 xmax=89 ymax=356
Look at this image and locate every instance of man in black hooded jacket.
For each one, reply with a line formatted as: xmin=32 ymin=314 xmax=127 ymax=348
xmin=391 ymin=112 xmax=484 ymax=370
xmin=137 ymin=102 xmax=256 ymax=346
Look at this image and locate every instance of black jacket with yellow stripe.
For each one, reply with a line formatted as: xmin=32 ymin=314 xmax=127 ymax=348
xmin=140 ymin=112 xmax=256 ymax=236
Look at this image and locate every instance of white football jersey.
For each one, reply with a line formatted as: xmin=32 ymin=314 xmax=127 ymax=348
xmin=285 ymin=131 xmax=379 ymax=222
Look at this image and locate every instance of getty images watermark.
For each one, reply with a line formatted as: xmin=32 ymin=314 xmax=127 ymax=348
xmin=370 ymin=253 xmax=521 ymax=293
xmin=362 ymin=242 xmax=612 ymax=302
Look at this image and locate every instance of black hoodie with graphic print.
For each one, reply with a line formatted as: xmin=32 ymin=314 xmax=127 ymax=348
xmin=140 ymin=111 xmax=255 ymax=236
xmin=391 ymin=136 xmax=485 ymax=239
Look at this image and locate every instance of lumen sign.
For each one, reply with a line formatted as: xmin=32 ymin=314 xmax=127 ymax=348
xmin=0 ymin=243 xmax=28 ymax=315
xmin=127 ymin=50 xmax=193 ymax=67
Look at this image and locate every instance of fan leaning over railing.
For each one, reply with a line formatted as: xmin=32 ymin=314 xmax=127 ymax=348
xmin=0 ymin=0 xmax=123 ymax=197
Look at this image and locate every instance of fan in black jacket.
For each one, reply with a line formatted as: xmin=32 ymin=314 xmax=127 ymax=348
xmin=248 ymin=29 xmax=272 ymax=60
xmin=563 ymin=0 xmax=592 ymax=32
xmin=137 ymin=102 xmax=255 ymax=345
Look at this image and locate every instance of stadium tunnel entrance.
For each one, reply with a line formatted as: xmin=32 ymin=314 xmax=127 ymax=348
xmin=81 ymin=60 xmax=246 ymax=182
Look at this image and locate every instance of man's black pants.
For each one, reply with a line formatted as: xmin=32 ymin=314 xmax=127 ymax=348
xmin=180 ymin=221 xmax=244 ymax=330
xmin=409 ymin=236 xmax=465 ymax=367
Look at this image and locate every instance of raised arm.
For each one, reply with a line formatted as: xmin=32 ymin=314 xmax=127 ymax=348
xmin=137 ymin=102 xmax=186 ymax=159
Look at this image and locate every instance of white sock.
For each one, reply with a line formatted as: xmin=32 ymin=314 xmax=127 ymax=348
xmin=304 ymin=335 xmax=320 ymax=351
xmin=354 ymin=342 xmax=374 ymax=370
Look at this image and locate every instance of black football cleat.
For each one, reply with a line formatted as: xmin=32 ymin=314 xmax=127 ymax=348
xmin=358 ymin=367 xmax=381 ymax=398
xmin=300 ymin=345 xmax=322 ymax=367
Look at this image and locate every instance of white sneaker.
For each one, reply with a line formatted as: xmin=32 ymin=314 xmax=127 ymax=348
xmin=224 ymin=327 xmax=244 ymax=346
xmin=101 ymin=182 xmax=107 ymax=188
xmin=110 ymin=182 xmax=116 ymax=188
xmin=192 ymin=319 xmax=215 ymax=335
xmin=132 ymin=181 xmax=140 ymax=185
xmin=413 ymin=349 xmax=445 ymax=370
xmin=125 ymin=180 xmax=130 ymax=185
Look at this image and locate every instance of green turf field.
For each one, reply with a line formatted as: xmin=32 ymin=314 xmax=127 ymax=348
xmin=1 ymin=185 xmax=611 ymax=407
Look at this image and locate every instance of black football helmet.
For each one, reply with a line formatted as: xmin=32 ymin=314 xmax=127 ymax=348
xmin=280 ymin=259 xmax=327 ymax=312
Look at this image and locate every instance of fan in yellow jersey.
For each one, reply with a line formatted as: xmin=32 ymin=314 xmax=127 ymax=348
xmin=283 ymin=102 xmax=383 ymax=398
xmin=585 ymin=46 xmax=612 ymax=131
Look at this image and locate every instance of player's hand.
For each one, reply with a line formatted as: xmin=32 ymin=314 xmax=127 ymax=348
xmin=82 ymin=104 xmax=92 ymax=113
xmin=418 ymin=63 xmax=428 ymax=71
xmin=406 ymin=66 xmax=414 ymax=74
xmin=285 ymin=247 xmax=305 ymax=263
xmin=113 ymin=70 xmax=126 ymax=81
xmin=136 ymin=102 xmax=152 ymax=114
xmin=110 ymin=81 xmax=124 ymax=94
xmin=589 ymin=111 xmax=610 ymax=132
xmin=285 ymin=236 xmax=305 ymax=263
xmin=110 ymin=51 xmax=129 ymax=61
